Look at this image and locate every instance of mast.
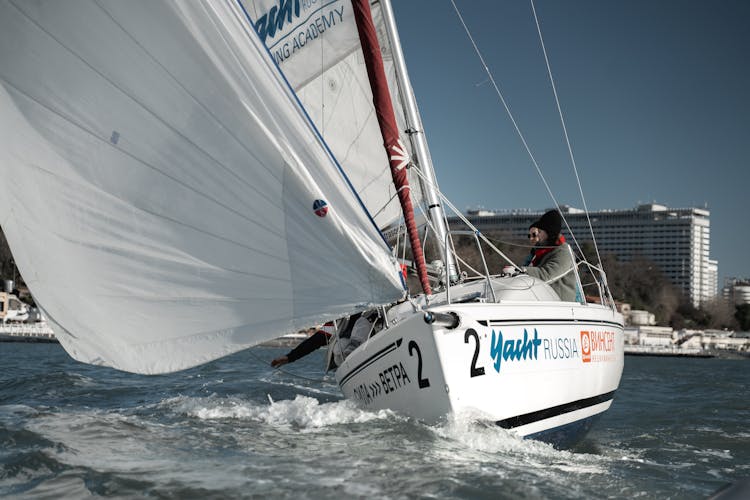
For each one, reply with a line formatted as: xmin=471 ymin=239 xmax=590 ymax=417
xmin=378 ymin=0 xmax=458 ymax=284
xmin=351 ymin=0 xmax=432 ymax=295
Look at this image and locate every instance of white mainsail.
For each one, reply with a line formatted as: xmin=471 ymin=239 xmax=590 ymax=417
xmin=0 ymin=0 xmax=405 ymax=374
xmin=245 ymin=0 xmax=422 ymax=230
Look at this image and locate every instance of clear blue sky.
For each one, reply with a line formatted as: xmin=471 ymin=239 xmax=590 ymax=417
xmin=391 ymin=0 xmax=748 ymax=288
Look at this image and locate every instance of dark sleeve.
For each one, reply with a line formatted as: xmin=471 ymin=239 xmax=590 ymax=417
xmin=286 ymin=331 xmax=330 ymax=363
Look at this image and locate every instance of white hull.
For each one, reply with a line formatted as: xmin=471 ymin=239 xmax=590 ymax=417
xmin=335 ymin=297 xmax=623 ymax=448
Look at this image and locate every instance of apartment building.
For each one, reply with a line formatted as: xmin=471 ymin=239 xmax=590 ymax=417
xmin=455 ymin=203 xmax=716 ymax=307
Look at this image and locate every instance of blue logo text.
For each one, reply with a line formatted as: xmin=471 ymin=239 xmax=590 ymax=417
xmin=490 ymin=328 xmax=541 ymax=372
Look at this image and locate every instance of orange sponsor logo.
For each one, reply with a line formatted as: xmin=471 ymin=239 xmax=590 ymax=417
xmin=580 ymin=330 xmax=615 ymax=363
xmin=580 ymin=331 xmax=592 ymax=363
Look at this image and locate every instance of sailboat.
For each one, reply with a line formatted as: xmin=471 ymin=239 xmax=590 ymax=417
xmin=0 ymin=0 xmax=623 ymax=448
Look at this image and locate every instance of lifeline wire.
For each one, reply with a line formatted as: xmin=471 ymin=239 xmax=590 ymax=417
xmin=410 ymin=163 xmax=517 ymax=269
xmin=248 ymin=347 xmax=330 ymax=384
xmin=415 ymin=162 xmax=615 ymax=306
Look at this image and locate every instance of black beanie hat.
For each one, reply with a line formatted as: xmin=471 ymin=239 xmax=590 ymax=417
xmin=531 ymin=210 xmax=562 ymax=238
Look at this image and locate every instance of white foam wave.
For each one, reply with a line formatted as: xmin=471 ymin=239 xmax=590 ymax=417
xmin=698 ymin=448 xmax=733 ymax=460
xmin=167 ymin=394 xmax=397 ymax=429
xmin=68 ymin=372 xmax=98 ymax=387
xmin=258 ymin=376 xmax=341 ymax=397
xmin=0 ymin=403 xmax=45 ymax=418
xmin=426 ymin=409 xmax=611 ymax=476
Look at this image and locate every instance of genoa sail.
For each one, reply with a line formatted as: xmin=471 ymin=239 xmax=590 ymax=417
xmin=0 ymin=0 xmax=405 ymax=374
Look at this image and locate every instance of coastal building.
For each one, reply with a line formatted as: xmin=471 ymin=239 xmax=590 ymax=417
xmin=624 ymin=326 xmax=750 ymax=357
xmin=722 ymin=278 xmax=750 ymax=305
xmin=633 ymin=326 xmax=675 ymax=347
xmin=455 ymin=203 xmax=716 ymax=307
xmin=680 ymin=330 xmax=750 ymax=352
xmin=707 ymin=259 xmax=719 ymax=303
xmin=628 ymin=309 xmax=656 ymax=326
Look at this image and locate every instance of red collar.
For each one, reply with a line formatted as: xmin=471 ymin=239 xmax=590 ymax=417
xmin=530 ymin=235 xmax=565 ymax=266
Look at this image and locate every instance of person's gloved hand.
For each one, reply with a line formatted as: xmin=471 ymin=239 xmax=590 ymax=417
xmin=501 ymin=265 xmax=518 ymax=276
xmin=271 ymin=355 xmax=289 ymax=368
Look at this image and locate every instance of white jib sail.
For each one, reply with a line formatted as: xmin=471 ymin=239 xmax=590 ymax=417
xmin=0 ymin=0 xmax=405 ymax=374
xmin=245 ymin=0 xmax=423 ymax=230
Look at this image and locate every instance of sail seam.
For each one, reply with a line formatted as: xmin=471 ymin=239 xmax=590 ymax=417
xmin=92 ymin=0 xmax=287 ymax=192
xmin=0 ymin=119 xmax=289 ymax=263
xmin=1 ymin=3 xmax=288 ymax=240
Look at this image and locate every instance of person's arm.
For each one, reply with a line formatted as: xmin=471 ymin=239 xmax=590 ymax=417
xmin=525 ymin=247 xmax=573 ymax=283
xmin=271 ymin=330 xmax=330 ymax=367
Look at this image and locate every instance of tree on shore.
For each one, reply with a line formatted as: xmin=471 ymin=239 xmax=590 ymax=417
xmin=592 ymin=251 xmax=680 ymax=325
xmin=735 ymin=304 xmax=750 ymax=331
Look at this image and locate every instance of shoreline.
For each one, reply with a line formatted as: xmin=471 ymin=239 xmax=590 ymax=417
xmin=3 ymin=326 xmax=747 ymax=360
xmin=624 ymin=345 xmax=749 ymax=359
xmin=0 ymin=325 xmax=308 ymax=349
xmin=624 ymin=346 xmax=713 ymax=358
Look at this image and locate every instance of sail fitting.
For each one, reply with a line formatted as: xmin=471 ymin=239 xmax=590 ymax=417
xmin=350 ymin=0 xmax=431 ymax=295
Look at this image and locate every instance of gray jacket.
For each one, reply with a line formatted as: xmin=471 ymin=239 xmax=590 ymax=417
xmin=524 ymin=243 xmax=578 ymax=302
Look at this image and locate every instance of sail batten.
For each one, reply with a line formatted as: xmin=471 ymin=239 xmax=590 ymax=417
xmin=0 ymin=0 xmax=404 ymax=374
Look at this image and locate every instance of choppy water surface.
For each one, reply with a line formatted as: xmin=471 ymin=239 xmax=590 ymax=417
xmin=1 ymin=343 xmax=748 ymax=499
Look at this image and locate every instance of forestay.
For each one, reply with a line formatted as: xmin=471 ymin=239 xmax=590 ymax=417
xmin=0 ymin=0 xmax=405 ymax=374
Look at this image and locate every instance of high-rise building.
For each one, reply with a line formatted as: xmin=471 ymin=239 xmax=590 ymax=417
xmin=455 ymin=203 xmax=716 ymax=307
xmin=722 ymin=278 xmax=750 ymax=306
xmin=707 ymin=259 xmax=719 ymax=302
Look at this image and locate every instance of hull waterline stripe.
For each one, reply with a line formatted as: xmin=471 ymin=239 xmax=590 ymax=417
xmin=339 ymin=339 xmax=402 ymax=386
xmin=496 ymin=391 xmax=616 ymax=429
xmin=477 ymin=319 xmax=623 ymax=328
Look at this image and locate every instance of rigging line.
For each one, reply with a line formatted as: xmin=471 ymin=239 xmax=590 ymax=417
xmin=414 ymin=187 xmax=538 ymax=289
xmin=402 ymin=177 xmax=452 ymax=280
xmin=448 ymin=0 xmax=587 ymax=261
xmin=486 ymin=236 xmax=536 ymax=249
xmin=410 ymin=165 xmax=517 ymax=269
xmin=454 ymin=252 xmax=483 ymax=278
xmin=405 ymin=174 xmax=464 ymax=282
xmin=371 ymin=187 xmax=402 ymax=219
xmin=358 ymin=315 xmax=379 ymax=356
xmin=530 ymin=0 xmax=603 ymax=269
xmin=400 ymin=219 xmax=407 ymax=262
xmin=482 ymin=232 xmax=567 ymax=251
xmin=247 ymin=348 xmax=329 ymax=383
xmin=409 ymin=165 xmax=460 ymax=263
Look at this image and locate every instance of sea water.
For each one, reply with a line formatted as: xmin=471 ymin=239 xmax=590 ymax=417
xmin=1 ymin=342 xmax=748 ymax=499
